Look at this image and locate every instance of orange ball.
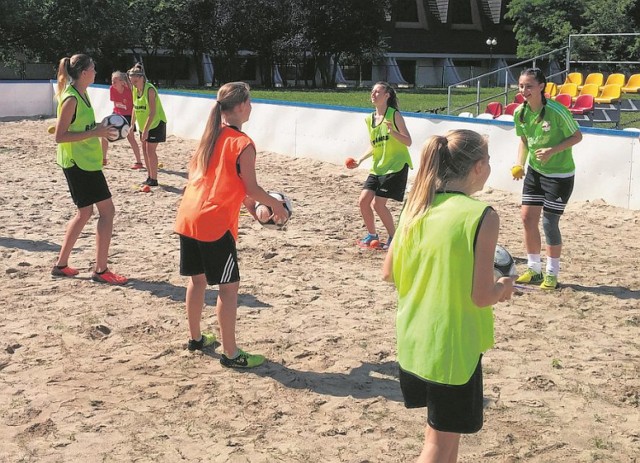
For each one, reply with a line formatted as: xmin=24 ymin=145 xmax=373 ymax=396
xmin=345 ymin=157 xmax=357 ymax=169
xmin=369 ymin=239 xmax=380 ymax=248
xmin=141 ymin=185 xmax=151 ymax=193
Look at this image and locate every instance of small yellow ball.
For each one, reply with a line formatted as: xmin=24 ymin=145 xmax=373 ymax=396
xmin=511 ymin=165 xmax=524 ymax=178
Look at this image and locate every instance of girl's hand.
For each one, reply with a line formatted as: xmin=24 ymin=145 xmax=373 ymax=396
xmin=497 ymin=277 xmax=514 ymax=302
xmin=511 ymin=164 xmax=524 ymax=180
xmin=141 ymin=130 xmax=149 ymax=142
xmin=535 ymin=148 xmax=554 ymax=164
xmin=270 ymin=201 xmax=289 ymax=225
xmin=243 ymin=197 xmax=258 ymax=220
xmin=96 ymin=124 xmax=118 ymax=140
xmin=384 ymin=120 xmax=393 ymax=133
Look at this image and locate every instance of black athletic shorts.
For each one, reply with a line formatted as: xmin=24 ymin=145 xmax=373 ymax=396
xmin=144 ymin=120 xmax=166 ymax=143
xmin=399 ymin=357 xmax=484 ymax=434
xmin=363 ymin=163 xmax=409 ymax=202
xmin=522 ymin=168 xmax=574 ymax=215
xmin=62 ymin=164 xmax=112 ymax=208
xmin=179 ymin=231 xmax=240 ymax=285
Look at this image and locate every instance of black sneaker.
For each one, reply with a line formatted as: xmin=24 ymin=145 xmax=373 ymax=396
xmin=187 ymin=332 xmax=217 ymax=351
xmin=142 ymin=178 xmax=159 ymax=187
xmin=220 ymin=349 xmax=265 ymax=368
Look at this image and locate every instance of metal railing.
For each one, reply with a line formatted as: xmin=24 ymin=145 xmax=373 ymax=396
xmin=446 ymin=47 xmax=568 ymax=115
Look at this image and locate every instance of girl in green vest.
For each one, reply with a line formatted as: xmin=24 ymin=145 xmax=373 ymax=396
xmin=52 ymin=54 xmax=127 ymax=285
xmin=128 ymin=63 xmax=167 ymax=187
xmin=383 ymin=130 xmax=513 ymax=463
xmin=347 ymin=81 xmax=413 ymax=249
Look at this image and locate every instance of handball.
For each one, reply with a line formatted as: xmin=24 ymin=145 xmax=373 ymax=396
xmin=255 ymin=192 xmax=293 ymax=229
xmin=494 ymin=245 xmax=516 ymax=280
xmin=101 ymin=114 xmax=130 ymax=142
xmin=511 ymin=164 xmax=524 ymax=179
xmin=345 ymin=157 xmax=358 ymax=169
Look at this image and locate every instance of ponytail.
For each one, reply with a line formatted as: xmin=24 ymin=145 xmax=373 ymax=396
xmin=55 ymin=57 xmax=71 ymax=100
xmin=55 ymin=54 xmax=94 ymax=101
xmin=399 ymin=130 xmax=488 ymax=235
xmin=189 ymin=82 xmax=251 ymax=180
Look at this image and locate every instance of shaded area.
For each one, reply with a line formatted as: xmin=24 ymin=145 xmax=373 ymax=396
xmin=0 ymin=237 xmax=60 ymax=253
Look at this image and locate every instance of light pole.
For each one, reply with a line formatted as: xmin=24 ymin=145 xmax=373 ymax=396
xmin=486 ymin=37 xmax=497 ymax=87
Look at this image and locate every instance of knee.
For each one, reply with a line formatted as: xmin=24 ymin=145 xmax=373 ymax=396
xmin=542 ymin=212 xmax=562 ymax=245
xmin=521 ymin=210 xmax=539 ymax=229
xmin=359 ymin=193 xmax=373 ymax=209
xmin=372 ymin=197 xmax=387 ymax=212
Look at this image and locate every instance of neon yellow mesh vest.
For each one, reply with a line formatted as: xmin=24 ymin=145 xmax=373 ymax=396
xmin=365 ymin=107 xmax=412 ymax=175
xmin=393 ymin=192 xmax=494 ymax=385
xmin=133 ymin=82 xmax=167 ymax=131
xmin=56 ymin=86 xmax=102 ymax=171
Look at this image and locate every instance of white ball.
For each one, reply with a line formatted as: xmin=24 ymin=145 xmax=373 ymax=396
xmin=255 ymin=192 xmax=293 ymax=229
xmin=494 ymin=244 xmax=516 ymax=280
xmin=101 ymin=114 xmax=130 ymax=142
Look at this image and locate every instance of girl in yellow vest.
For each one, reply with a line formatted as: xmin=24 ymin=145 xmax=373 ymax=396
xmin=346 ymin=81 xmax=413 ymax=249
xmin=52 ymin=54 xmax=127 ymax=285
xmin=383 ymin=130 xmax=513 ymax=462
xmin=174 ymin=82 xmax=287 ymax=368
xmin=127 ymin=63 xmax=167 ymax=187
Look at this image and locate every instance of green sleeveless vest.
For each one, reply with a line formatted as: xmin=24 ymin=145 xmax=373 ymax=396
xmin=366 ymin=107 xmax=412 ymax=175
xmin=56 ymin=85 xmax=102 ymax=171
xmin=133 ymin=82 xmax=167 ymax=131
xmin=393 ymin=192 xmax=494 ymax=385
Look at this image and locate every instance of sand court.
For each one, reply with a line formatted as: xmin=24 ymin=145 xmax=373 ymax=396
xmin=0 ymin=119 xmax=638 ymax=462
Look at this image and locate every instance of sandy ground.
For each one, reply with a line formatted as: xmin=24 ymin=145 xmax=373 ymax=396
xmin=0 ymin=118 xmax=638 ymax=463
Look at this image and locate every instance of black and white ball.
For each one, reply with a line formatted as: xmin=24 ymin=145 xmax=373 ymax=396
xmin=494 ymin=245 xmax=516 ymax=280
xmin=255 ymin=192 xmax=293 ymax=229
xmin=101 ymin=114 xmax=130 ymax=142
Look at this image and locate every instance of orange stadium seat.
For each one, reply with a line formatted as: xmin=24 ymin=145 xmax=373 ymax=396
xmin=601 ymin=73 xmax=625 ymax=91
xmin=564 ymin=72 xmax=583 ymax=87
xmin=595 ymin=84 xmax=622 ymax=104
xmin=579 ymin=73 xmax=604 ymax=90
xmin=621 ymin=74 xmax=640 ymax=93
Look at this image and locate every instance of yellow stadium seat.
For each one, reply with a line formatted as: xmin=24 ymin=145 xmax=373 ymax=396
xmin=621 ymin=74 xmax=640 ymax=93
xmin=594 ymin=84 xmax=622 ymax=104
xmin=600 ymin=73 xmax=625 ymax=91
xmin=564 ymin=72 xmax=583 ymax=86
xmin=545 ymin=82 xmax=558 ymax=97
xmin=579 ymin=73 xmax=604 ymax=90
xmin=572 ymin=83 xmax=599 ymax=103
xmin=557 ymin=83 xmax=578 ymax=98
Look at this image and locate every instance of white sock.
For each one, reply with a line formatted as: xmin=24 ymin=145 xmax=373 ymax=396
xmin=547 ymin=257 xmax=560 ymax=276
xmin=527 ymin=254 xmax=542 ymax=273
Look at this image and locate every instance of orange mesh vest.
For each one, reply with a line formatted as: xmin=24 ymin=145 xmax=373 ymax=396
xmin=175 ymin=126 xmax=252 ymax=241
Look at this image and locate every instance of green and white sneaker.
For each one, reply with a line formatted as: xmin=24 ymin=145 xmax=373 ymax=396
xmin=188 ymin=332 xmax=217 ymax=351
xmin=540 ymin=274 xmax=558 ymax=290
xmin=220 ymin=349 xmax=265 ymax=369
xmin=516 ymin=268 xmax=544 ymax=285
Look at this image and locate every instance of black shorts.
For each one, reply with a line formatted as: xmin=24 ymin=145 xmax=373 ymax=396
xmin=522 ymin=168 xmax=574 ymax=215
xmin=144 ymin=120 xmax=166 ymax=143
xmin=62 ymin=164 xmax=112 ymax=208
xmin=363 ymin=163 xmax=409 ymax=202
xmin=179 ymin=231 xmax=240 ymax=285
xmin=399 ymin=357 xmax=484 ymax=434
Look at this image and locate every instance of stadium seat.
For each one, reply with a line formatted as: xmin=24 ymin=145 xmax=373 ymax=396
xmin=495 ymin=114 xmax=514 ymax=121
xmin=475 ymin=113 xmax=495 ymax=119
xmin=572 ymin=83 xmax=599 ymax=103
xmin=564 ymin=72 xmax=583 ymax=87
xmin=545 ymin=82 xmax=558 ymax=97
xmin=504 ymin=102 xmax=520 ymax=116
xmin=513 ymin=93 xmax=525 ymax=104
xmin=621 ymin=74 xmax=640 ymax=93
xmin=569 ymin=95 xmax=595 ymax=115
xmin=595 ymin=84 xmax=622 ymax=104
xmin=458 ymin=111 xmax=474 ymax=118
xmin=557 ymin=83 xmax=578 ymax=98
xmin=601 ymin=73 xmax=626 ymax=91
xmin=485 ymin=101 xmax=503 ymax=118
xmin=579 ymin=73 xmax=604 ymax=90
xmin=554 ymin=93 xmax=572 ymax=108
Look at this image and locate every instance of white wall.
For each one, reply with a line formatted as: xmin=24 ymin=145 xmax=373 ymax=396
xmin=3 ymin=81 xmax=639 ymax=209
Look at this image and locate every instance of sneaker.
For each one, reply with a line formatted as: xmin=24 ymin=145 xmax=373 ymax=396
xmin=131 ymin=162 xmax=144 ymax=170
xmin=91 ymin=269 xmax=128 ymax=285
xmin=143 ymin=178 xmax=159 ymax=187
xmin=383 ymin=235 xmax=393 ymax=250
xmin=187 ymin=332 xmax=217 ymax=352
xmin=220 ymin=349 xmax=265 ymax=369
xmin=516 ymin=268 xmax=544 ymax=285
xmin=540 ymin=274 xmax=558 ymax=290
xmin=359 ymin=233 xmax=379 ymax=246
xmin=51 ymin=265 xmax=79 ymax=277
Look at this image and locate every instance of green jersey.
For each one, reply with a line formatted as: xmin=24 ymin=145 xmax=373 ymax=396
xmin=514 ymin=99 xmax=579 ymax=177
xmin=393 ymin=192 xmax=494 ymax=385
xmin=366 ymin=107 xmax=412 ymax=175
xmin=56 ymin=85 xmax=102 ymax=171
xmin=133 ymin=82 xmax=167 ymax=131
